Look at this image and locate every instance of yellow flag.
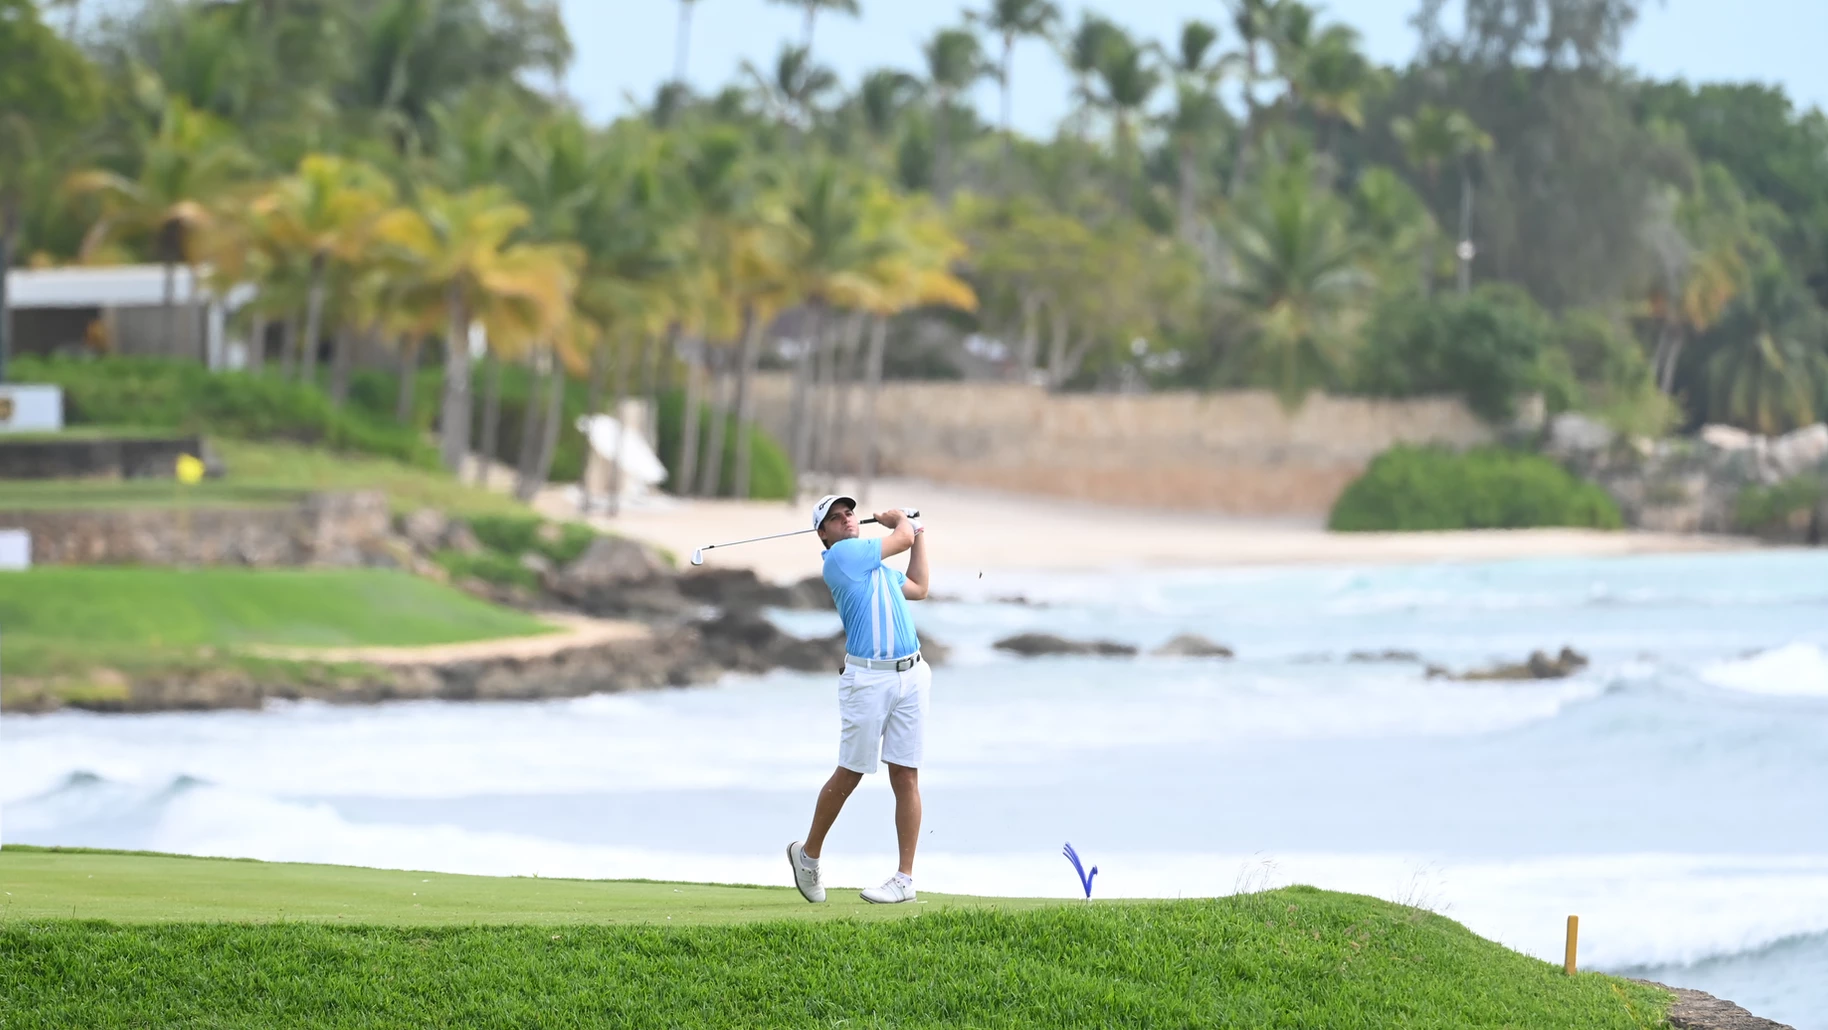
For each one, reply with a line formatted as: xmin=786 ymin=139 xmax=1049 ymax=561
xmin=175 ymin=453 xmax=206 ymax=485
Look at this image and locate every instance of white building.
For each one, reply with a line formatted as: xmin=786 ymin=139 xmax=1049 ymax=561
xmin=5 ymin=264 xmax=257 ymax=371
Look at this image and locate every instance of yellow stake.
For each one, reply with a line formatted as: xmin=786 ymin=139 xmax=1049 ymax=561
xmin=1564 ymin=915 xmax=1579 ymax=975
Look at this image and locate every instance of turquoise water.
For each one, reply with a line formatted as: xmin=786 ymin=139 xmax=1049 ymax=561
xmin=6 ymin=550 xmax=1827 ymax=1025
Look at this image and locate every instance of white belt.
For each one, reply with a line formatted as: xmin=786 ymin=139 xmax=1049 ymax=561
xmin=847 ymin=652 xmax=922 ymax=672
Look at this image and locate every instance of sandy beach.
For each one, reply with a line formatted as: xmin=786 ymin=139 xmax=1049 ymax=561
xmin=536 ymin=477 xmax=1756 ymax=585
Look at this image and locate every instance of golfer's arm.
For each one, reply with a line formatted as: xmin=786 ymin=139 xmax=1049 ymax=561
xmin=902 ymin=530 xmax=929 ymax=601
xmin=879 ymin=520 xmax=916 ymax=560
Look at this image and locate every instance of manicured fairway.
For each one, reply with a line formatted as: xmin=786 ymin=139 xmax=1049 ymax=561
xmin=0 ymin=847 xmax=1022 ymax=926
xmin=0 ymin=847 xmax=1673 ymax=1029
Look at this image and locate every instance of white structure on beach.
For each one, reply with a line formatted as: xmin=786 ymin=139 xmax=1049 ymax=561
xmin=574 ymin=400 xmax=670 ymax=512
xmin=5 ymin=265 xmax=256 ymax=371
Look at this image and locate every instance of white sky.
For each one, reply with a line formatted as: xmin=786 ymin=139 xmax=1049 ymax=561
xmin=563 ymin=0 xmax=1828 ymax=133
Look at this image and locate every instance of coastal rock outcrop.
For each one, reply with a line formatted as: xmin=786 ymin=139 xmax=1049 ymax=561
xmin=1547 ymin=414 xmax=1828 ymax=540
xmin=1429 ymin=646 xmax=1589 ymax=681
xmin=1151 ymin=633 xmax=1235 ymax=658
xmin=995 ymin=633 xmax=1138 ymax=658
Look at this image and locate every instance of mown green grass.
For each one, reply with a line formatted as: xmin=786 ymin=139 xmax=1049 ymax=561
xmin=0 ymin=434 xmax=534 ymax=515
xmin=0 ymin=849 xmax=1671 ymax=1029
xmin=0 ymin=567 xmax=554 ymax=682
xmin=0 ymin=480 xmax=303 ymax=510
xmin=209 ymin=437 xmax=536 ymax=517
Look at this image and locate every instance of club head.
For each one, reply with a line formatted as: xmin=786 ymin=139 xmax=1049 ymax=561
xmin=690 ymin=548 xmax=705 ymax=566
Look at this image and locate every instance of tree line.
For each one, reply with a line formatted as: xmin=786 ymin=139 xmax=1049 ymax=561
xmin=4 ymin=0 xmax=1828 ymax=505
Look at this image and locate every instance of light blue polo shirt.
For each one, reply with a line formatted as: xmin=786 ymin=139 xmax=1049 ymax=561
xmin=822 ymin=537 xmax=920 ymax=661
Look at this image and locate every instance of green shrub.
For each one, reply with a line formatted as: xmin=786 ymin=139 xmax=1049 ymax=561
xmin=654 ymin=388 xmax=795 ymax=500
xmin=1329 ymin=445 xmax=1624 ymax=532
xmin=1353 ymin=285 xmax=1557 ymax=421
xmin=16 ymin=356 xmax=437 ymax=468
xmin=1735 ymin=476 xmax=1825 ymax=533
xmin=433 ymin=549 xmax=538 ymax=590
xmin=467 ymin=515 xmax=595 ymax=566
xmin=1541 ymin=311 xmax=1681 ymax=437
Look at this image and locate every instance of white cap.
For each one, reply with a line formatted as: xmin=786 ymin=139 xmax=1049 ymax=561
xmin=812 ymin=494 xmax=858 ymax=531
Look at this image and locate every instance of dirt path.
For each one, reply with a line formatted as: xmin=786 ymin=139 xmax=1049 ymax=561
xmin=246 ymin=613 xmax=652 ymax=667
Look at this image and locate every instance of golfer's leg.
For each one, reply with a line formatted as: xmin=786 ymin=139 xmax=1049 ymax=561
xmin=886 ymin=762 xmax=921 ymax=876
xmin=804 ymin=766 xmax=863 ymax=859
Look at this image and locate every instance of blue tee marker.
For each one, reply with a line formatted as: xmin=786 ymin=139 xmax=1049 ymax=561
xmin=1062 ymin=842 xmax=1098 ymax=899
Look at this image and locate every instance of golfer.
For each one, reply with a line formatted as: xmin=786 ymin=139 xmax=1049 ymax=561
xmin=788 ymin=494 xmax=930 ymax=904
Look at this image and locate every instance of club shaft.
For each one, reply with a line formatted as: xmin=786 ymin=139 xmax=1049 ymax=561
xmin=700 ymin=511 xmax=916 ymax=554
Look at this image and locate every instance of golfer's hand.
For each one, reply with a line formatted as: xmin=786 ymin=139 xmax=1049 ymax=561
xmin=874 ymin=509 xmax=905 ymax=529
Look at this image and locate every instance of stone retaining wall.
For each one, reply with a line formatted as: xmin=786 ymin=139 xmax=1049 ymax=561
xmin=748 ymin=376 xmax=1493 ymax=516
xmin=0 ymin=491 xmax=394 ymax=566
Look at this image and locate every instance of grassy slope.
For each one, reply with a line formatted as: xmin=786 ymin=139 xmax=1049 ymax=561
xmin=0 ymin=437 xmax=531 ymax=517
xmin=0 ymin=567 xmax=554 ymax=683
xmin=0 ymin=848 xmax=1672 ymax=1029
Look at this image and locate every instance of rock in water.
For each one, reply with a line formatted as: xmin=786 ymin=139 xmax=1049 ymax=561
xmin=994 ymin=633 xmax=1139 ymax=658
xmin=1454 ymin=646 xmax=1591 ymax=681
xmin=1152 ymin=633 xmax=1235 ymax=658
xmin=1348 ymin=649 xmax=1422 ymax=663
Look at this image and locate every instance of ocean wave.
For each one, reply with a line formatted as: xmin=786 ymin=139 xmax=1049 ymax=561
xmin=1621 ymin=929 xmax=1828 ymax=1030
xmin=1701 ymin=643 xmax=1828 ymax=698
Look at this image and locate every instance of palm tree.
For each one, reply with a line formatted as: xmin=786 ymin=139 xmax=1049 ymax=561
xmin=1089 ymin=26 xmax=1161 ymax=207
xmin=68 ymin=98 xmax=251 ymax=360
xmin=674 ymin=128 xmax=768 ymax=495
xmin=1220 ymin=157 xmax=1371 ymax=409
xmin=743 ymin=44 xmax=839 ymax=133
xmin=1061 ymin=12 xmax=1120 ymax=142
xmin=252 ymin=155 xmax=396 ymax=401
xmin=1291 ymin=24 xmax=1370 ymax=159
xmin=854 ymin=69 xmax=922 ymax=171
xmin=374 ymin=185 xmax=554 ymax=473
xmin=1644 ymin=166 xmax=1762 ymax=394
xmin=923 ymin=27 xmax=991 ymax=202
xmin=786 ymin=160 xmax=881 ymax=492
xmin=765 ymin=0 xmax=860 ymax=53
xmin=1223 ymin=0 xmax=1280 ymax=195
xmin=570 ymin=122 xmax=691 ymax=510
xmin=969 ymin=0 xmax=1059 ymax=160
xmin=497 ymin=112 xmax=607 ymax=487
xmin=1161 ymin=21 xmax=1230 ymax=243
xmin=1700 ymin=260 xmax=1828 ymax=434
xmin=850 ymin=192 xmax=976 ymax=502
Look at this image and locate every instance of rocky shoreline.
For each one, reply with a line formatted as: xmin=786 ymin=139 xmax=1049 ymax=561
xmin=1639 ymin=981 xmax=1796 ymax=1030
xmin=5 ymin=521 xmax=887 ymax=714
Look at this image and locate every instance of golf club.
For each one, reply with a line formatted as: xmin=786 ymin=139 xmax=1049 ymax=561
xmin=691 ymin=509 xmax=920 ymax=566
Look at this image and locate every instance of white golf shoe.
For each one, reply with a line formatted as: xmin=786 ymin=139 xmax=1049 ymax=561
xmin=787 ymin=841 xmax=825 ymax=903
xmin=860 ymin=874 xmax=916 ymax=904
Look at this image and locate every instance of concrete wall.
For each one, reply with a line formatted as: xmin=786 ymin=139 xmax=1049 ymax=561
xmin=752 ymin=376 xmax=1494 ymax=516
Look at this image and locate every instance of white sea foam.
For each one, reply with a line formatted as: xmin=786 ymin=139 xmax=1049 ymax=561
xmin=2 ymin=668 xmax=1600 ymax=805
xmin=1702 ymin=642 xmax=1828 ymax=698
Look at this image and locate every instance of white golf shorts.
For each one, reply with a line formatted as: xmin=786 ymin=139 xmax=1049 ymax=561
xmin=837 ymin=657 xmax=931 ymax=774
